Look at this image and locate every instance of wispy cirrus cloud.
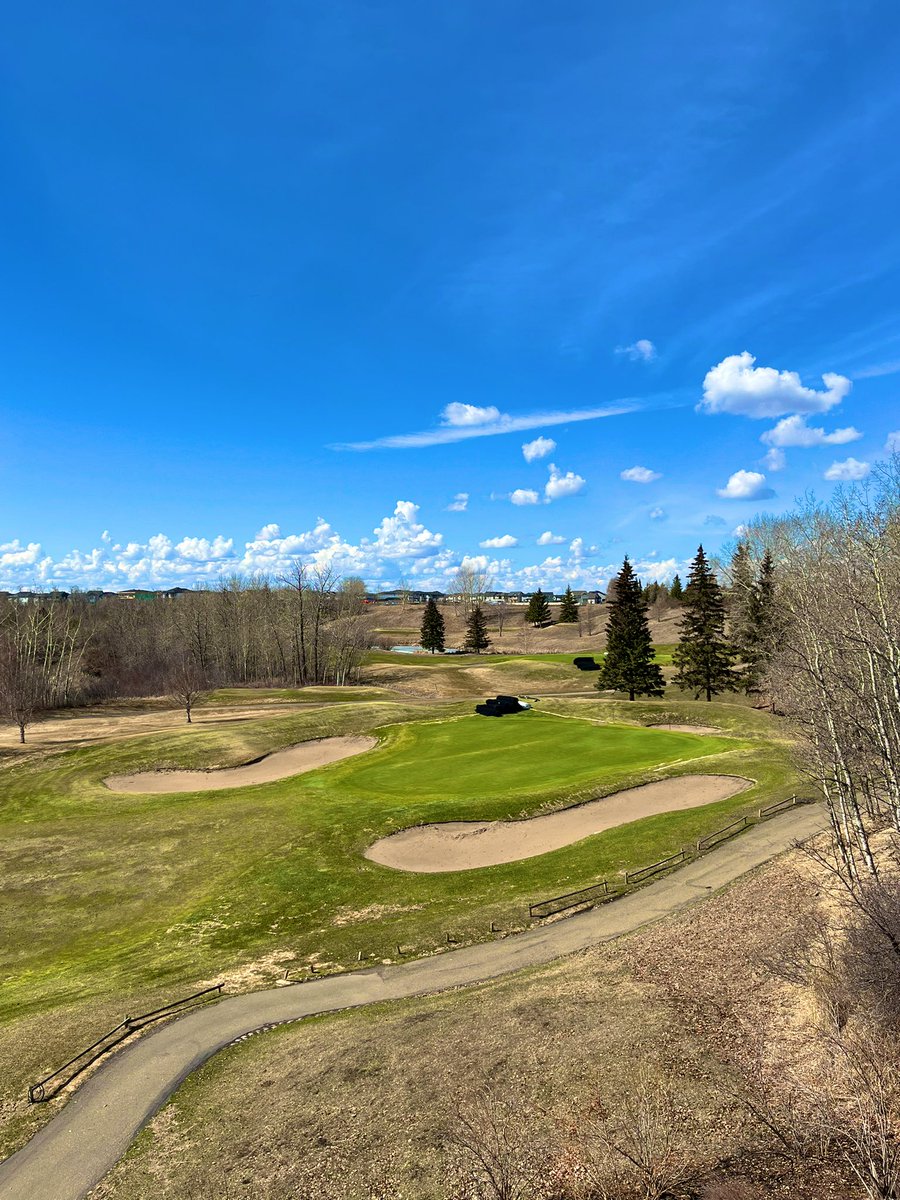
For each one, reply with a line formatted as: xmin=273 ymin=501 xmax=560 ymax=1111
xmin=332 ymin=400 xmax=640 ymax=450
xmin=853 ymin=360 xmax=900 ymax=380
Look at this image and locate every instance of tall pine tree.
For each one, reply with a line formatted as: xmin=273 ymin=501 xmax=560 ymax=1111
xmin=419 ymin=597 xmax=446 ymax=654
xmin=596 ymin=558 xmax=665 ymax=701
xmin=728 ymin=541 xmax=759 ymax=693
xmin=742 ymin=549 xmax=781 ymax=695
xmin=526 ymin=588 xmax=552 ymax=627
xmin=463 ymin=604 xmax=492 ymax=654
xmin=672 ymin=545 xmax=738 ymax=701
xmin=558 ymin=585 xmax=579 ymax=623
xmin=669 ymin=574 xmax=683 ymax=601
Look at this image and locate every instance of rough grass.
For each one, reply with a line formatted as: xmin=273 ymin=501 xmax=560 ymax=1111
xmin=90 ymin=845 xmax=829 ymax=1200
xmin=202 ymin=686 xmax=394 ymax=705
xmin=0 ymin=691 xmax=799 ymax=1162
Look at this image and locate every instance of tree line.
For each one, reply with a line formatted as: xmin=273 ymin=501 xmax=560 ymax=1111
xmin=0 ymin=569 xmax=370 ymax=739
xmin=596 ymin=543 xmax=777 ymax=703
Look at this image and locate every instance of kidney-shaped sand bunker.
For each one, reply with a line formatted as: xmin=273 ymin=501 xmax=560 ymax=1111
xmin=105 ymin=736 xmax=377 ymax=794
xmin=365 ymin=773 xmax=751 ymax=872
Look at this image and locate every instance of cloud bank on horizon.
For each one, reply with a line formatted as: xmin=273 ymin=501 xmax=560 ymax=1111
xmin=3 ymin=347 xmax=893 ymax=593
xmin=0 ymin=504 xmax=678 ymax=595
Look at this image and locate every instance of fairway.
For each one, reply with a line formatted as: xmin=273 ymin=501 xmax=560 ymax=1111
xmin=326 ymin=711 xmax=732 ymax=803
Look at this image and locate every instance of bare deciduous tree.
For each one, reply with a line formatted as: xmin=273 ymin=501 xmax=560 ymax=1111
xmin=0 ymin=635 xmax=46 ymax=742
xmin=452 ymin=566 xmax=492 ymax=617
xmin=167 ymin=654 xmax=209 ymax=723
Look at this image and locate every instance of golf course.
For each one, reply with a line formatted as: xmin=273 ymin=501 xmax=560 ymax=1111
xmin=0 ymin=678 xmax=802 ymax=1166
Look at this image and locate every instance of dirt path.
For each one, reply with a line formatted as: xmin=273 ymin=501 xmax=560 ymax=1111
xmin=0 ymin=804 xmax=825 ymax=1200
xmin=365 ymin=774 xmax=751 ymax=872
xmin=105 ymin=736 xmax=377 ymax=794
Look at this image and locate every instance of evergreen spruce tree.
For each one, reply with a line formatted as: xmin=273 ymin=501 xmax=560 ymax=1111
xmin=463 ymin=604 xmax=492 ymax=654
xmin=728 ymin=541 xmax=759 ymax=693
xmin=669 ymin=574 xmax=683 ymax=601
xmin=526 ymin=588 xmax=552 ymax=627
xmin=672 ymin=545 xmax=739 ymax=701
xmin=419 ymin=597 xmax=446 ymax=654
xmin=741 ymin=549 xmax=780 ymax=695
xmin=596 ymin=558 xmax=665 ymax=701
xmin=558 ymin=585 xmax=579 ymax=623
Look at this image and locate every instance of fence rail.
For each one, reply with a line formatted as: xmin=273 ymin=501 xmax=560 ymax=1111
xmin=528 ymin=793 xmax=815 ymax=922
xmin=697 ymin=815 xmax=749 ymax=851
xmin=759 ymin=794 xmax=799 ymax=819
xmin=28 ymin=983 xmax=224 ymax=1103
xmin=528 ymin=879 xmax=613 ymax=920
xmin=625 ymin=848 xmax=688 ymax=885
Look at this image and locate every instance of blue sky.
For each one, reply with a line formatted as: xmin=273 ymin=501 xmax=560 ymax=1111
xmin=1 ymin=1 xmax=899 ymax=591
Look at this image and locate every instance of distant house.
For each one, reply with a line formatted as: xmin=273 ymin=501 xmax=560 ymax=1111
xmin=572 ymin=589 xmax=605 ymax=605
xmin=365 ymin=589 xmax=444 ymax=606
xmin=3 ymin=589 xmax=70 ymax=605
xmin=118 ymin=589 xmax=157 ymax=603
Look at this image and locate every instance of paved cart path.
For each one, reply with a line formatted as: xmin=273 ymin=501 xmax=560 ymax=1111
xmin=0 ymin=804 xmax=826 ymax=1200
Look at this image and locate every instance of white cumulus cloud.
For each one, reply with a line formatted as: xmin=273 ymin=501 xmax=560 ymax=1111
xmin=616 ymin=338 xmax=657 ymax=362
xmin=479 ymin=534 xmax=518 ymax=549
xmin=522 ymin=436 xmax=556 ymax=462
xmin=620 ymin=465 xmax=661 ymax=484
xmin=716 ymin=469 xmax=771 ymax=500
xmin=537 ymin=531 xmax=566 ymax=545
xmin=762 ymin=447 xmax=787 ymax=471
xmin=701 ymin=352 xmax=851 ymax=418
xmin=824 ymin=457 xmax=871 ymax=481
xmin=370 ymin=501 xmax=443 ymax=558
xmin=441 ymin=402 xmax=501 ymax=427
xmin=649 ymin=507 xmax=666 ymax=520
xmin=545 ymin=463 xmax=586 ymax=501
xmin=761 ymin=414 xmax=862 ymax=448
xmin=446 ymin=492 xmax=469 ymax=512
xmin=510 ymin=488 xmax=540 ymax=506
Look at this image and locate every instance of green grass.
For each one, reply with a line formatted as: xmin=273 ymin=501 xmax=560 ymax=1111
xmin=363 ymin=648 xmax=678 ymax=669
xmin=322 ymin=711 xmax=730 ymax=806
xmin=0 ymin=692 xmax=801 ymax=1157
xmin=363 ymin=649 xmax=587 ymax=667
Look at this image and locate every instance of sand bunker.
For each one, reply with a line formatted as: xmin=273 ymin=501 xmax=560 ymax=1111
xmin=105 ymin=736 xmax=377 ymax=794
xmin=649 ymin=723 xmax=721 ymax=735
xmin=365 ymin=774 xmax=751 ymax=872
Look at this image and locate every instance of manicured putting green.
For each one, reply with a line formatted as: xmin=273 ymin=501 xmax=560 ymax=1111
xmin=324 ymin=711 xmax=732 ymax=802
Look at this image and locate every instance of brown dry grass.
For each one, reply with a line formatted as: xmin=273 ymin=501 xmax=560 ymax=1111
xmin=89 ymin=844 xmax=856 ymax=1200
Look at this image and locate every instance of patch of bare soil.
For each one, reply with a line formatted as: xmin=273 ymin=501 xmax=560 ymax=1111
xmin=650 ymin=722 xmax=721 ymax=734
xmin=365 ymin=773 xmax=751 ymax=872
xmin=104 ymin=736 xmax=377 ymax=794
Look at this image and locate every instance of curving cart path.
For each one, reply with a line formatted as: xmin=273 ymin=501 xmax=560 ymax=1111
xmin=0 ymin=804 xmax=826 ymax=1200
